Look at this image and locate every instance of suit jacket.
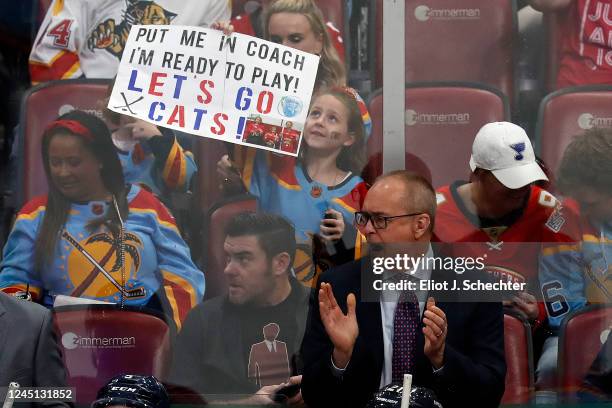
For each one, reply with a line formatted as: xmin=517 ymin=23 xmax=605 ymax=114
xmin=301 ymin=258 xmax=506 ymax=408
xmin=0 ymin=292 xmax=69 ymax=408
xmin=247 ymin=340 xmax=291 ymax=386
xmin=168 ymin=278 xmax=310 ymax=396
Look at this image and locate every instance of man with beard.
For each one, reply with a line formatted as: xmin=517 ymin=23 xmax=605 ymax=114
xmin=168 ymin=212 xmax=310 ymax=406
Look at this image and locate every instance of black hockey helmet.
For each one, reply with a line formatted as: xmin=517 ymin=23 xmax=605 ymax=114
xmin=91 ymin=375 xmax=169 ymax=408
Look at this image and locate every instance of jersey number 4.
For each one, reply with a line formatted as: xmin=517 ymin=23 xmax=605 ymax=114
xmin=47 ymin=19 xmax=73 ymax=47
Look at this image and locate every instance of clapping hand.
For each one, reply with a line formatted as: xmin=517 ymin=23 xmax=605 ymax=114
xmin=423 ymin=297 xmax=447 ymax=369
xmin=318 ymin=282 xmax=358 ymax=369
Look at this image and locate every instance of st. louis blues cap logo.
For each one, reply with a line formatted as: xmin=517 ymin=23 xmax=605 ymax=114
xmin=510 ymin=142 xmax=526 ymax=161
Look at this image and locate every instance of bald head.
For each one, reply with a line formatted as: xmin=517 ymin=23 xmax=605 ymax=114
xmin=373 ymin=170 xmax=437 ymax=231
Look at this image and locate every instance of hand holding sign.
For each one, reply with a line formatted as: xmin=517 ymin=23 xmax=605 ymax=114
xmin=108 ymin=25 xmax=319 ymax=157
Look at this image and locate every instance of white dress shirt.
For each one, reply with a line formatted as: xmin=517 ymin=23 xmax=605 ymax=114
xmin=331 ymin=245 xmax=445 ymax=385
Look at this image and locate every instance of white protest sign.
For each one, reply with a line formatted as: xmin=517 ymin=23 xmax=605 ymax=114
xmin=108 ymin=25 xmax=320 ymax=156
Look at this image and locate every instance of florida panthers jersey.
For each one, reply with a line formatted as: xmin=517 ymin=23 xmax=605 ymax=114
xmin=540 ymin=199 xmax=611 ymax=329
xmin=434 ymin=182 xmax=577 ymax=291
xmin=29 ymin=0 xmax=230 ymax=83
xmin=119 ymin=136 xmax=196 ymax=195
xmin=241 ymin=149 xmax=366 ymax=286
xmin=0 ymin=185 xmax=204 ymax=328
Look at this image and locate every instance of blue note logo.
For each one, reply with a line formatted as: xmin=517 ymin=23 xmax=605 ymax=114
xmin=510 ymin=143 xmax=526 ymax=161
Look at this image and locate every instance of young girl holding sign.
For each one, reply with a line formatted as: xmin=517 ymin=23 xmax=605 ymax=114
xmin=218 ymin=87 xmax=368 ymax=286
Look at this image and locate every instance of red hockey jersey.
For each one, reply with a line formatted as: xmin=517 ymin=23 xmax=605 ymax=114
xmin=433 ymin=182 xmax=577 ymax=288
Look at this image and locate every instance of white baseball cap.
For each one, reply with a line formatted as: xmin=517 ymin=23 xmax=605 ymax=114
xmin=469 ymin=122 xmax=548 ymax=189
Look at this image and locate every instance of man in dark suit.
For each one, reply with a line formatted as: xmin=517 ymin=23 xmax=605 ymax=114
xmin=0 ymin=292 xmax=69 ymax=408
xmin=301 ymin=171 xmax=506 ymax=408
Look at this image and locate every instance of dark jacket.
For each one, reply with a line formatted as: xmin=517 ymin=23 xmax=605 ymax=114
xmin=300 ymin=257 xmax=506 ymax=408
xmin=0 ymin=292 xmax=70 ymax=408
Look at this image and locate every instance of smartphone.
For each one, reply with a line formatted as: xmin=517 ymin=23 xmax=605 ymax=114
xmin=323 ymin=212 xmax=337 ymax=220
xmin=271 ymin=383 xmax=301 ymax=403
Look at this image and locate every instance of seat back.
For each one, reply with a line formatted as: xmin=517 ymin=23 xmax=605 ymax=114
xmin=204 ymin=195 xmax=257 ymax=299
xmin=373 ymin=0 xmax=516 ymax=103
xmin=558 ymin=305 xmax=612 ymax=399
xmin=502 ymin=312 xmax=534 ymax=405
xmin=535 ymin=85 xmax=612 ymax=181
xmin=362 ymin=151 xmax=432 ymax=188
xmin=53 ymin=305 xmax=171 ymax=404
xmin=17 ymin=79 xmax=109 ymax=206
xmin=366 ymin=83 xmax=509 ymax=188
xmin=192 ymin=138 xmax=230 ymax=213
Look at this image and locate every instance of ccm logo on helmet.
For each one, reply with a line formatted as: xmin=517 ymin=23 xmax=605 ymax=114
xmin=110 ymin=386 xmax=138 ymax=392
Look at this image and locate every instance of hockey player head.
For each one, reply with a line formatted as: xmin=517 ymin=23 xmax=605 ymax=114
xmin=557 ymin=127 xmax=612 ymax=224
xmin=91 ymin=374 xmax=169 ymax=408
xmin=469 ymin=122 xmax=548 ymax=216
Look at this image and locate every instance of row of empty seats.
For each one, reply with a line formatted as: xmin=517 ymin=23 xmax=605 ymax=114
xmin=51 ymin=302 xmax=611 ymax=405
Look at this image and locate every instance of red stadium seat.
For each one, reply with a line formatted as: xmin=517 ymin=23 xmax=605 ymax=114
xmin=53 ymin=305 xmax=171 ymax=404
xmin=365 ymin=83 xmax=510 ymax=188
xmin=373 ymin=0 xmax=516 ymax=103
xmin=362 ymin=152 xmax=432 ymax=188
xmin=204 ymin=194 xmax=257 ymax=299
xmin=558 ymin=305 xmax=612 ymax=401
xmin=192 ymin=138 xmax=231 ymax=213
xmin=17 ymin=79 xmax=110 ymax=206
xmin=535 ymin=85 xmax=612 ymax=183
xmin=502 ymin=312 xmax=535 ymax=405
xmin=190 ymin=139 xmax=248 ymax=266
